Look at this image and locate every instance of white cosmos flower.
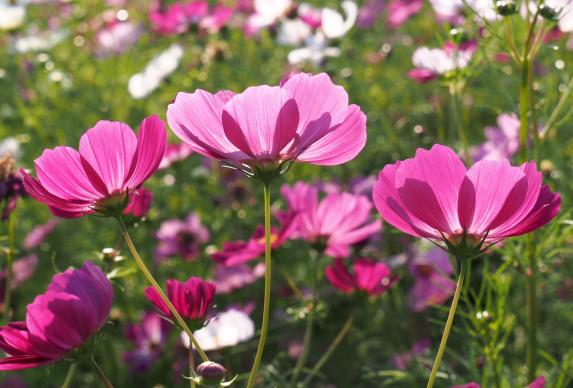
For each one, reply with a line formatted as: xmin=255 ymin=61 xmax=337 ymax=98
xmin=0 ymin=138 xmax=21 ymax=161
xmin=288 ymin=32 xmax=341 ymax=66
xmin=12 ymin=29 xmax=68 ymax=53
xmin=245 ymin=0 xmax=292 ymax=35
xmin=128 ymin=44 xmax=183 ymax=99
xmin=180 ymin=309 xmax=255 ymax=351
xmin=0 ymin=4 xmax=26 ymax=31
xmin=277 ymin=19 xmax=312 ymax=46
xmin=429 ymin=0 xmax=497 ymax=21
xmin=412 ymin=45 xmax=474 ymax=74
xmin=321 ymin=1 xmax=358 ymax=39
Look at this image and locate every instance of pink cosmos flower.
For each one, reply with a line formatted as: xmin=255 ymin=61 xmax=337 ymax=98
xmin=471 ymin=113 xmax=520 ymax=162
xmin=325 ymin=257 xmax=396 ymax=296
xmin=23 ymin=219 xmax=59 ymax=250
xmin=298 ymin=3 xmax=322 ymax=28
xmin=145 ymin=277 xmax=216 ymax=322
xmin=167 ymin=72 xmax=367 ymax=177
xmin=159 ymin=142 xmax=194 ymax=169
xmin=282 ymin=181 xmax=381 ymax=257
xmin=373 ymin=144 xmax=561 ymax=257
xmin=124 ymin=311 xmax=170 ymax=373
xmin=95 ymin=21 xmax=142 ymax=56
xmin=0 ymin=262 xmax=113 ymax=370
xmin=123 ymin=187 xmax=153 ymax=218
xmin=387 ymin=0 xmax=423 ymax=28
xmin=409 ymin=247 xmax=455 ymax=312
xmin=20 ymin=115 xmax=167 ymax=218
xmin=199 ymin=5 xmax=233 ymax=33
xmin=149 ymin=0 xmax=208 ymax=35
xmin=212 ymin=263 xmax=266 ymax=294
xmin=155 ymin=213 xmax=209 ymax=262
xmin=451 ymin=384 xmax=481 ymax=388
xmin=408 ymin=41 xmax=477 ymax=83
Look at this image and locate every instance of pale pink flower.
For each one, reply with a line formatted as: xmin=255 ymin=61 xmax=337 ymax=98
xmin=23 ymin=219 xmax=59 ymax=250
xmin=325 ymin=257 xmax=396 ymax=296
xmin=155 ymin=213 xmax=209 ymax=262
xmin=472 ymin=113 xmax=520 ymax=162
xmin=212 ymin=263 xmax=266 ymax=294
xmin=387 ymin=0 xmax=423 ymax=28
xmin=199 ymin=5 xmax=233 ymax=33
xmin=409 ymin=247 xmax=455 ymax=312
xmin=159 ymin=143 xmax=194 ymax=169
xmin=95 ymin=21 xmax=142 ymax=56
xmin=409 ymin=41 xmax=477 ymax=83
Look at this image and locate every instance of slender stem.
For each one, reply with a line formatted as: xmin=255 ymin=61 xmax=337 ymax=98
xmin=543 ymin=76 xmax=573 ymax=140
xmin=448 ymin=82 xmax=471 ymax=165
xmin=526 ymin=237 xmax=538 ymax=382
xmin=3 ymin=215 xmax=14 ymax=323
xmin=91 ymin=355 xmax=114 ymax=388
xmin=189 ymin=348 xmax=196 ymax=388
xmin=116 ymin=217 xmax=209 ymax=362
xmin=300 ymin=316 xmax=354 ymax=387
xmin=61 ymin=363 xmax=77 ymax=388
xmin=246 ymin=182 xmax=273 ymax=388
xmin=426 ymin=257 xmax=467 ymax=388
xmin=291 ymin=253 xmax=319 ymax=385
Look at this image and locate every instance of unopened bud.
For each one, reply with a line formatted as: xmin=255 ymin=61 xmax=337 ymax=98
xmin=496 ymin=0 xmax=517 ymax=16
xmin=196 ymin=361 xmax=226 ymax=383
xmin=539 ymin=4 xmax=560 ymax=21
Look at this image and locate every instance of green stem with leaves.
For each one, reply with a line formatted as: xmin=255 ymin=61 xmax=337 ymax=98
xmin=116 ymin=216 xmax=209 ymax=362
xmin=246 ymin=181 xmax=273 ymax=388
xmin=3 ymin=215 xmax=14 ymax=323
xmin=426 ymin=257 xmax=467 ymax=388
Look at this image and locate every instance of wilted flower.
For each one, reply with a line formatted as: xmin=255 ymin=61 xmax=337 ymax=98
xmin=155 ymin=213 xmax=209 ymax=262
xmin=181 ymin=308 xmax=255 ymax=351
xmin=145 ymin=277 xmax=216 ymax=322
xmin=212 ymin=263 xmax=266 ymax=294
xmin=409 ymin=247 xmax=455 ymax=312
xmin=124 ymin=187 xmax=153 ymax=218
xmin=0 ymin=262 xmax=113 ymax=370
xmin=409 ymin=41 xmax=477 ymax=83
xmin=471 ymin=113 xmax=520 ymax=162
xmin=167 ymin=72 xmax=367 ymax=179
xmin=325 ymin=258 xmax=396 ymax=296
xmin=21 ymin=116 xmax=167 ymax=218
xmin=373 ymin=144 xmax=561 ymax=258
xmin=282 ymin=182 xmax=381 ymax=257
xmin=124 ymin=311 xmax=170 ymax=373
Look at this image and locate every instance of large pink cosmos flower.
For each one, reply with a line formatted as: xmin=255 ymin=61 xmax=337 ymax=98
xmin=167 ymin=72 xmax=366 ymax=179
xmin=325 ymin=258 xmax=396 ymax=296
xmin=373 ymin=144 xmax=561 ymax=257
xmin=0 ymin=262 xmax=113 ymax=370
xmin=20 ymin=115 xmax=167 ymax=218
xmin=145 ymin=277 xmax=216 ymax=322
xmin=282 ymin=182 xmax=381 ymax=257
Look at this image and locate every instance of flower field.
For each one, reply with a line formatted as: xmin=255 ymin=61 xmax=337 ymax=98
xmin=0 ymin=0 xmax=572 ymax=387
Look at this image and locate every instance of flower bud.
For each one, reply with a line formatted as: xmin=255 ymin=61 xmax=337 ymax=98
xmin=539 ymin=4 xmax=560 ymax=21
xmin=495 ymin=0 xmax=517 ymax=16
xmin=196 ymin=361 xmax=226 ymax=384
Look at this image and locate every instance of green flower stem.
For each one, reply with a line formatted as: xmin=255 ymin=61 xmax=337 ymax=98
xmin=189 ymin=347 xmax=196 ymax=388
xmin=61 ymin=363 xmax=77 ymax=388
xmin=3 ymin=215 xmax=14 ymax=323
xmin=116 ymin=216 xmax=209 ymax=363
xmin=426 ymin=257 xmax=467 ymax=388
xmin=91 ymin=354 xmax=114 ymax=388
xmin=246 ymin=181 xmax=273 ymax=388
xmin=300 ymin=315 xmax=354 ymax=387
xmin=448 ymin=82 xmax=471 ymax=165
xmin=526 ymin=236 xmax=538 ymax=382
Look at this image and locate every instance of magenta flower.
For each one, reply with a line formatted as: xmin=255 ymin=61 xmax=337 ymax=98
xmin=325 ymin=258 xmax=396 ymax=296
xmin=20 ymin=115 xmax=167 ymax=218
xmin=387 ymin=0 xmax=423 ymax=28
xmin=373 ymin=144 xmax=561 ymax=257
xmin=149 ymin=1 xmax=208 ymax=35
xmin=409 ymin=247 xmax=455 ymax=312
xmin=451 ymin=384 xmax=481 ymax=388
xmin=199 ymin=5 xmax=233 ymax=33
xmin=124 ymin=311 xmax=170 ymax=373
xmin=212 ymin=263 xmax=266 ymax=294
xmin=0 ymin=262 xmax=113 ymax=370
xmin=145 ymin=277 xmax=216 ymax=322
xmin=155 ymin=213 xmax=209 ymax=262
xmin=471 ymin=113 xmax=520 ymax=162
xmin=123 ymin=187 xmax=153 ymax=218
xmin=23 ymin=219 xmax=59 ymax=250
xmin=282 ymin=182 xmax=381 ymax=257
xmin=167 ymin=72 xmax=367 ymax=178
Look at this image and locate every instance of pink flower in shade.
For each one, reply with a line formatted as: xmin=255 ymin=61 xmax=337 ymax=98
xmin=325 ymin=258 xmax=396 ymax=296
xmin=23 ymin=218 xmax=59 ymax=250
xmin=391 ymin=339 xmax=430 ymax=369
xmin=451 ymin=377 xmax=545 ymax=388
xmin=0 ymin=262 xmax=113 ymax=370
xmin=408 ymin=41 xmax=477 ymax=83
xmin=0 ymin=255 xmax=39 ymax=309
xmin=199 ymin=5 xmax=233 ymax=33
xmin=387 ymin=0 xmax=423 ymax=28
xmin=123 ymin=187 xmax=153 ymax=218
xmin=20 ymin=115 xmax=167 ymax=218
xmin=155 ymin=213 xmax=209 ymax=262
xmin=471 ymin=113 xmax=520 ymax=163
xmin=373 ymin=144 xmax=561 ymax=258
xmin=145 ymin=277 xmax=216 ymax=322
xmin=298 ymin=3 xmax=322 ymax=28
xmin=409 ymin=247 xmax=455 ymax=312
xmin=212 ymin=263 xmax=266 ymax=294
xmin=159 ymin=142 xmax=194 ymax=169
xmin=282 ymin=182 xmax=382 ymax=257
xmin=167 ymin=72 xmax=367 ymax=179
xmin=123 ymin=311 xmax=170 ymax=373
xmin=356 ymin=0 xmax=385 ymax=28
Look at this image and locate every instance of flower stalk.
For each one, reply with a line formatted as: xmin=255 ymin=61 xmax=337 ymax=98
xmin=61 ymin=363 xmax=77 ymax=388
xmin=91 ymin=354 xmax=114 ymax=388
xmin=3 ymin=215 xmax=14 ymax=323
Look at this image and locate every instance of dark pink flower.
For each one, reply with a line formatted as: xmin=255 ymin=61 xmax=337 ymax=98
xmin=145 ymin=277 xmax=215 ymax=321
xmin=282 ymin=182 xmax=381 ymax=257
xmin=0 ymin=156 xmax=26 ymax=222
xmin=23 ymin=219 xmax=59 ymax=250
xmin=387 ymin=0 xmax=423 ymax=28
xmin=391 ymin=339 xmax=430 ymax=369
xmin=0 ymin=262 xmax=113 ymax=370
xmin=212 ymin=263 xmax=266 ymax=294
xmin=167 ymin=73 xmax=367 ymax=175
xmin=373 ymin=144 xmax=561 ymax=257
xmin=451 ymin=384 xmax=481 ymax=388
xmin=124 ymin=311 xmax=170 ymax=373
xmin=527 ymin=376 xmax=546 ymax=388
xmin=155 ymin=213 xmax=209 ymax=262
xmin=325 ymin=258 xmax=395 ymax=296
xmin=200 ymin=5 xmax=233 ymax=33
xmin=149 ymin=1 xmax=208 ymax=35
xmin=409 ymin=247 xmax=455 ymax=312
xmin=123 ymin=187 xmax=153 ymax=218
xmin=20 ymin=115 xmax=167 ymax=218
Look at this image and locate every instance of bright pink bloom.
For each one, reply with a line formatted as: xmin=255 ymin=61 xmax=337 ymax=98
xmin=124 ymin=311 xmax=170 ymax=373
xmin=149 ymin=1 xmax=208 ymax=35
xmin=145 ymin=277 xmax=215 ymax=321
xmin=282 ymin=182 xmax=381 ymax=257
xmin=0 ymin=262 xmax=113 ymax=370
xmin=212 ymin=263 xmax=266 ymax=294
xmin=124 ymin=187 xmax=153 ymax=218
xmin=167 ymin=73 xmax=367 ymax=175
xmin=200 ymin=5 xmax=233 ymax=33
xmin=20 ymin=115 xmax=167 ymax=218
xmin=451 ymin=384 xmax=481 ymax=388
xmin=325 ymin=258 xmax=395 ymax=296
xmin=298 ymin=4 xmax=322 ymax=28
xmin=387 ymin=0 xmax=423 ymax=28
xmin=409 ymin=247 xmax=455 ymax=312
xmin=23 ymin=219 xmax=59 ymax=250
xmin=155 ymin=213 xmax=209 ymax=262
xmin=373 ymin=145 xmax=561 ymax=257
xmin=528 ymin=376 xmax=546 ymax=388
